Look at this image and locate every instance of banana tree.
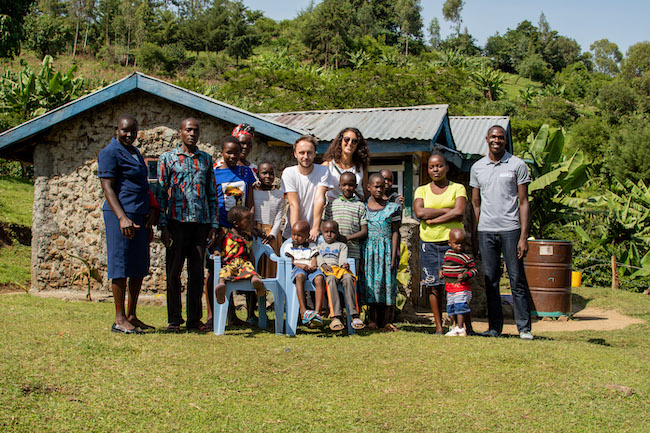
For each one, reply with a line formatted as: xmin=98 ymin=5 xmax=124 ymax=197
xmin=521 ymin=124 xmax=591 ymax=238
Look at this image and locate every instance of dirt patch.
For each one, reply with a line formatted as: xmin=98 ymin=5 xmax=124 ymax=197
xmin=0 ymin=282 xmax=28 ymax=294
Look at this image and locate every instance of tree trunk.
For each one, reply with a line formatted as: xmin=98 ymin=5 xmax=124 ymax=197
xmin=72 ymin=21 xmax=79 ymax=59
xmin=83 ymin=21 xmax=89 ymax=50
xmin=125 ymin=27 xmax=131 ymax=66
xmin=611 ymin=254 xmax=619 ymax=290
xmin=405 ymin=34 xmax=409 ymax=56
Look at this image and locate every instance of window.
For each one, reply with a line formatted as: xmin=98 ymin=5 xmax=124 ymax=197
xmin=368 ymin=163 xmax=404 ymax=197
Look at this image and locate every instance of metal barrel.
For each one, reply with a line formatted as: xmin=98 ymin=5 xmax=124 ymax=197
xmin=523 ymin=240 xmax=573 ymax=317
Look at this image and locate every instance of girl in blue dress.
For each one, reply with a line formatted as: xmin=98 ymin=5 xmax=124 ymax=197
xmin=98 ymin=115 xmax=158 ymax=334
xmin=362 ymin=173 xmax=401 ymax=331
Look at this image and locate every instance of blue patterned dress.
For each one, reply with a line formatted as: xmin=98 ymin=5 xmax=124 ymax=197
xmin=361 ymin=202 xmax=401 ymax=305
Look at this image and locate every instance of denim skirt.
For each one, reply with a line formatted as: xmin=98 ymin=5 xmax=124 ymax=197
xmin=419 ymin=240 xmax=449 ymax=287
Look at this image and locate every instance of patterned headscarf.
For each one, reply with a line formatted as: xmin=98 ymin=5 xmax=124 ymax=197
xmin=232 ymin=123 xmax=255 ymax=140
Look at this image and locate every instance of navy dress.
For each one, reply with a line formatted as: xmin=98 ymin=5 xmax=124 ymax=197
xmin=98 ymin=138 xmax=150 ymax=279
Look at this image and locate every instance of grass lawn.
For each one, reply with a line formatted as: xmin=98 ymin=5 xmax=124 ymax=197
xmin=0 ymin=286 xmax=648 ymax=432
xmin=0 ymin=244 xmax=30 ymax=286
xmin=0 ymin=176 xmax=33 ymax=227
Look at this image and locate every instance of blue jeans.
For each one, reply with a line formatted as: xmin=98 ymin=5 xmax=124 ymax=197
xmin=478 ymin=230 xmax=532 ymax=333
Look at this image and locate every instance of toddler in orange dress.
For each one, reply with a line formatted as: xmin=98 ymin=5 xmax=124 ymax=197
xmin=214 ymin=205 xmax=266 ymax=304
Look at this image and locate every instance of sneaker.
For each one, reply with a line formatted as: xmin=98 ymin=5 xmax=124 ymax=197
xmin=520 ymin=331 xmax=534 ymax=340
xmin=456 ymin=327 xmax=467 ymax=337
xmin=445 ymin=326 xmax=461 ymax=336
xmin=480 ymin=329 xmax=501 ymax=338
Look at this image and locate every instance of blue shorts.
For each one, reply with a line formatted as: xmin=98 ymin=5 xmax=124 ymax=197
xmin=446 ymin=290 xmax=472 ymax=316
xmin=291 ymin=267 xmax=325 ymax=283
xmin=420 ymin=241 xmax=449 ymax=287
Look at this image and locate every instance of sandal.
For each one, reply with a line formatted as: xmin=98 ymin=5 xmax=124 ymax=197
xmin=166 ymin=324 xmax=181 ymax=333
xmin=302 ymin=310 xmax=317 ymax=325
xmin=311 ymin=313 xmax=324 ymax=326
xmin=329 ymin=317 xmax=345 ymax=331
xmin=111 ymin=323 xmax=143 ymax=334
xmin=351 ymin=318 xmax=365 ymax=330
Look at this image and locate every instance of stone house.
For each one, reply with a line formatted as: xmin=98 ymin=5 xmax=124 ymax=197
xmin=0 ymin=72 xmax=305 ymax=293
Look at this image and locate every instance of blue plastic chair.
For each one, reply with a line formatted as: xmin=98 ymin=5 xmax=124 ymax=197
xmin=212 ymin=237 xmax=286 ymax=335
xmin=281 ymin=239 xmax=358 ymax=336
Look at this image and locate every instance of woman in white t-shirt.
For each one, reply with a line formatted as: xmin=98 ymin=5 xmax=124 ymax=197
xmin=322 ymin=127 xmax=370 ymax=201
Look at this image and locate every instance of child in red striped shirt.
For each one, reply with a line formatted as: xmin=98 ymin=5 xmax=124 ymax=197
xmin=441 ymin=228 xmax=478 ymax=336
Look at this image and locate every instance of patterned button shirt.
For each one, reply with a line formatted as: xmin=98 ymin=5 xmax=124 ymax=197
xmin=157 ymin=145 xmax=218 ymax=228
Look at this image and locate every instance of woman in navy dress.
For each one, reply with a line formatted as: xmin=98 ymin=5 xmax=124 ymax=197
xmin=98 ymin=115 xmax=158 ymax=333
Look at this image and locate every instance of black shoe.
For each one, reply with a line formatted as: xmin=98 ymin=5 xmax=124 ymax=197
xmin=480 ymin=329 xmax=501 ymax=338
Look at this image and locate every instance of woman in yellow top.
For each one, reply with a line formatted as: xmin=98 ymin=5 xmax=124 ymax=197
xmin=414 ymin=150 xmax=467 ymax=334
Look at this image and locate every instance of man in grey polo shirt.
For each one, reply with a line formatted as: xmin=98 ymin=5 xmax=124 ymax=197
xmin=470 ymin=125 xmax=533 ymax=340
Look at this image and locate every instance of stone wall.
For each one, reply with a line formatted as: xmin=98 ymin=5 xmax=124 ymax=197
xmin=31 ymin=91 xmax=294 ymax=293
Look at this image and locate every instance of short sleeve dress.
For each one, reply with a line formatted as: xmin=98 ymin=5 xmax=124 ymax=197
xmin=361 ymin=202 xmax=401 ymax=306
xmin=97 ymin=138 xmax=150 ymax=279
xmin=219 ymin=229 xmax=259 ymax=281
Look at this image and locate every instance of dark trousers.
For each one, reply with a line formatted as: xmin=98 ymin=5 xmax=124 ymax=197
xmin=166 ymin=221 xmax=210 ymax=326
xmin=478 ymin=229 xmax=532 ymax=334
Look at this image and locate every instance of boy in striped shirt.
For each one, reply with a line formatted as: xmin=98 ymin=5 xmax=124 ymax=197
xmin=441 ymin=228 xmax=478 ymax=336
xmin=322 ymin=172 xmax=368 ymax=274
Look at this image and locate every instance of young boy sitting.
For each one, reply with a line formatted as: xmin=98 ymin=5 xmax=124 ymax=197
xmin=441 ymin=228 xmax=478 ymax=337
xmin=322 ymin=172 xmax=367 ymax=273
xmin=285 ymin=220 xmax=326 ymax=326
xmin=317 ymin=220 xmax=364 ymax=331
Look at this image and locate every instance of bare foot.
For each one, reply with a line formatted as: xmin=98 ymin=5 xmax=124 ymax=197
xmin=367 ymin=322 xmax=378 ymax=330
xmin=215 ymin=283 xmax=226 ymax=304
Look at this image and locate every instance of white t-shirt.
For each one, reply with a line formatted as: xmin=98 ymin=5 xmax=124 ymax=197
xmin=325 ymin=161 xmax=364 ymax=201
xmin=281 ymin=164 xmax=333 ymax=239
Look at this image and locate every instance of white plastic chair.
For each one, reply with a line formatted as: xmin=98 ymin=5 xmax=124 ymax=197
xmin=281 ymin=239 xmax=358 ymax=336
xmin=212 ymin=237 xmax=286 ymax=335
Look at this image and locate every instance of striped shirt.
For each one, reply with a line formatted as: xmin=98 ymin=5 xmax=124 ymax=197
xmin=253 ymin=187 xmax=285 ymax=238
xmin=157 ymin=145 xmax=218 ymax=228
xmin=322 ymin=195 xmax=367 ymax=259
xmin=441 ymin=250 xmax=478 ymax=286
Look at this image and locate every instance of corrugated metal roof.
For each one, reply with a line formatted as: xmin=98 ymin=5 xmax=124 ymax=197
xmin=449 ymin=116 xmax=511 ymax=156
xmin=262 ymin=105 xmax=449 ymax=142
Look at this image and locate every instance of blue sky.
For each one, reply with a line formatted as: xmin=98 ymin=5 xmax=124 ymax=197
xmin=243 ymin=0 xmax=648 ymax=54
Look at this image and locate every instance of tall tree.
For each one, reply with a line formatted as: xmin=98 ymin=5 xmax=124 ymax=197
xmin=225 ymin=1 xmax=261 ymax=64
xmin=428 ymin=17 xmax=441 ymax=49
xmin=621 ymin=41 xmax=650 ymax=79
xmin=0 ymin=0 xmax=37 ymax=58
xmin=299 ymin=0 xmax=354 ymax=68
xmin=395 ymin=0 xmax=422 ymax=56
xmin=442 ymin=0 xmax=463 ymax=36
xmin=590 ymin=39 xmax=622 ymax=76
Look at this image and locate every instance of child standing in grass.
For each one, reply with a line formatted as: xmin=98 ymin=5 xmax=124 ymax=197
xmin=253 ymin=162 xmax=285 ymax=278
xmin=322 ymin=172 xmax=367 ymax=274
xmin=362 ymin=173 xmax=401 ymax=332
xmin=285 ymin=220 xmax=326 ymax=327
xmin=214 ymin=206 xmax=266 ymax=305
xmin=441 ymin=228 xmax=477 ymax=336
xmin=317 ymin=220 xmax=364 ymax=331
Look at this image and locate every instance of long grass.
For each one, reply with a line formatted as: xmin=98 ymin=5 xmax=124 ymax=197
xmin=0 ymin=286 xmax=648 ymax=432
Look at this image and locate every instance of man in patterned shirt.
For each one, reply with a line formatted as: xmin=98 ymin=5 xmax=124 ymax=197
xmin=157 ymin=118 xmax=218 ymax=332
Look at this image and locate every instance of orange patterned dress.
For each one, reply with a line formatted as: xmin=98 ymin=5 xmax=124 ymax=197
xmin=219 ymin=229 xmax=259 ymax=281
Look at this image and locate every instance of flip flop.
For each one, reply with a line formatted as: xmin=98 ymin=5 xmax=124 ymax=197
xmin=111 ymin=323 xmax=143 ymax=334
xmin=311 ymin=313 xmax=324 ymax=326
xmin=351 ymin=318 xmax=365 ymax=330
xmin=302 ymin=310 xmax=317 ymax=325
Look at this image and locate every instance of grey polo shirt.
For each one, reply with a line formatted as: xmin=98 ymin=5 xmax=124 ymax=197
xmin=469 ymin=152 xmax=531 ymax=232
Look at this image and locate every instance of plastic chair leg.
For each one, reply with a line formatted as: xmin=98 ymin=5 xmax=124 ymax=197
xmin=285 ymin=287 xmax=299 ymax=336
xmin=271 ymin=288 xmax=285 ymax=335
xmin=258 ymin=295 xmax=268 ymax=330
xmin=213 ymin=287 xmax=233 ymax=336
